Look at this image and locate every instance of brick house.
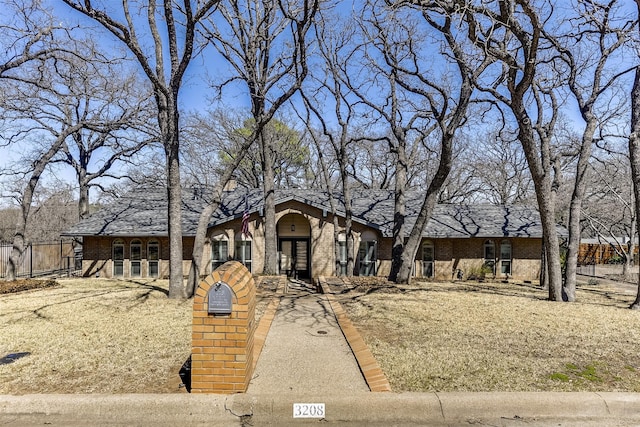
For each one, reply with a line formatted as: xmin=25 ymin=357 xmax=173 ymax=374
xmin=64 ymin=187 xmax=551 ymax=282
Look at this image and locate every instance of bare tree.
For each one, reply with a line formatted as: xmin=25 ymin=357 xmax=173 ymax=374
xmin=296 ymin=8 xmax=375 ymax=276
xmin=57 ymin=60 xmax=158 ymax=220
xmin=203 ymin=0 xmax=319 ymax=274
xmin=61 ymin=0 xmax=220 ymax=298
xmin=582 ymin=153 xmax=636 ymax=276
xmin=474 ymin=129 xmax=534 ymax=205
xmin=547 ymin=0 xmax=638 ymax=301
xmin=0 ymin=2 xmax=89 ymax=280
xmin=628 ymin=0 xmax=640 ymax=309
xmin=2 ymin=115 xmax=85 ymax=280
xmin=180 ymin=113 xmax=254 ymax=297
xmin=0 ymin=0 xmax=74 ymax=85
xmin=357 ymin=0 xmax=485 ymax=283
xmin=454 ymin=0 xmax=568 ymax=300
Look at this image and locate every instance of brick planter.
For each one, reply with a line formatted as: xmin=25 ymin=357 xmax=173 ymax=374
xmin=191 ymin=261 xmax=255 ymax=393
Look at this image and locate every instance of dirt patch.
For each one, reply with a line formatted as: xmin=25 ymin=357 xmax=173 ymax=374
xmin=0 ymin=279 xmax=58 ymax=294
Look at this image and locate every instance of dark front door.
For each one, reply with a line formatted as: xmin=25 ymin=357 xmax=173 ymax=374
xmin=279 ymin=238 xmax=310 ymax=279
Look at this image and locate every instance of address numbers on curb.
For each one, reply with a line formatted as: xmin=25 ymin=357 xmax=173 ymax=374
xmin=293 ymin=403 xmax=325 ymax=418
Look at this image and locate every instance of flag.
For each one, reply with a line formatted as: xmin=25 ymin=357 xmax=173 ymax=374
xmin=241 ymin=196 xmax=252 ymax=238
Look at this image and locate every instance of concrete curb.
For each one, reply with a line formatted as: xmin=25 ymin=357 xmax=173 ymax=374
xmin=2 ymin=392 xmax=640 ymax=425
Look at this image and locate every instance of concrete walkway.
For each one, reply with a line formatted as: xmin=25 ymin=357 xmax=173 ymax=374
xmin=248 ymin=279 xmax=369 ymax=394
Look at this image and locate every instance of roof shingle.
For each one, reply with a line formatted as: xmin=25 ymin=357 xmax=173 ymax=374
xmin=63 ymin=187 xmax=549 ymax=239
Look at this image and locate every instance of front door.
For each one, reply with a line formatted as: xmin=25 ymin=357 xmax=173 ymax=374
xmin=279 ymin=238 xmax=310 ymax=279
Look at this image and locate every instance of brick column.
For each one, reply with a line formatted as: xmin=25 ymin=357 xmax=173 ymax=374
xmin=191 ymin=261 xmax=255 ymax=394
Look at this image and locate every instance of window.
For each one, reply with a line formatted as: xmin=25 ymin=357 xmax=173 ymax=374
xmin=483 ymin=239 xmax=495 ymax=275
xmin=338 ymin=233 xmax=347 ymax=276
xmin=358 ymin=240 xmax=377 ymax=276
xmin=422 ymin=241 xmax=434 ymax=278
xmin=212 ymin=239 xmax=229 ymax=270
xmin=338 ymin=241 xmax=347 ymax=276
xmin=130 ymin=239 xmax=142 ymax=277
xmin=113 ymin=239 xmax=124 ymax=277
xmin=148 ymin=240 xmax=160 ymax=278
xmin=235 ymin=240 xmax=252 ymax=272
xmin=500 ymin=240 xmax=512 ymax=276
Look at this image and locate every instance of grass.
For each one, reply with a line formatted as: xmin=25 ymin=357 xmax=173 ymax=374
xmin=2 ymin=276 xmax=640 ymax=394
xmin=0 ymin=278 xmax=274 ymax=394
xmin=336 ymin=279 xmax=640 ymax=392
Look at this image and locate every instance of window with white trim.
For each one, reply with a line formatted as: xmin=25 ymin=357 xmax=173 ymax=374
xmin=211 ymin=239 xmax=229 ymax=270
xmin=148 ymin=240 xmax=160 ymax=278
xmin=235 ymin=239 xmax=252 ymax=272
xmin=130 ymin=239 xmax=142 ymax=277
xmin=500 ymin=240 xmax=512 ymax=276
xmin=113 ymin=239 xmax=124 ymax=277
xmin=338 ymin=233 xmax=347 ymax=276
xmin=422 ymin=240 xmax=434 ymax=278
xmin=483 ymin=239 xmax=495 ymax=275
xmin=358 ymin=240 xmax=377 ymax=276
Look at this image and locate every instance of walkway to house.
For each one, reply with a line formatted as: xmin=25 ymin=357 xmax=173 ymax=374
xmin=249 ymin=277 xmax=388 ymax=394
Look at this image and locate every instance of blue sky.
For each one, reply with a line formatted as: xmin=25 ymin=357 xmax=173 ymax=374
xmin=0 ymin=0 xmax=637 ymax=208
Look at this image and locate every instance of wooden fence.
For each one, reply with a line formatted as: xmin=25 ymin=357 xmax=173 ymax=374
xmin=578 ymin=242 xmax=639 ymax=266
xmin=0 ymin=240 xmax=80 ymax=279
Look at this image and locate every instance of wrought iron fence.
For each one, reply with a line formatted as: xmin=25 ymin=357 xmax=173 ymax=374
xmin=0 ymin=240 xmax=81 ymax=279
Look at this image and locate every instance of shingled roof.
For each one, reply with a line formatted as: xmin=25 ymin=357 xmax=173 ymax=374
xmin=63 ymin=187 xmax=549 ymax=239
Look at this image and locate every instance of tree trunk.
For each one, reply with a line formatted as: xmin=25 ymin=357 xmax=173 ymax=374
xmin=389 ymin=142 xmax=408 ymax=282
xmin=78 ymin=174 xmax=90 ymax=220
xmin=395 ymin=131 xmax=455 ymax=284
xmin=539 ymin=195 xmax=563 ymax=301
xmin=343 ymin=169 xmax=355 ymax=276
xmin=165 ymin=97 xmax=185 ymax=299
xmin=527 ymin=158 xmax=562 ymax=301
xmin=6 ymin=134 xmax=67 ymax=280
xmin=625 ymin=217 xmax=636 ymax=282
xmin=540 ymin=243 xmax=548 ymax=290
xmin=564 ymin=120 xmax=596 ymax=302
xmin=514 ymin=99 xmax=563 ymax=301
xmin=396 ymin=192 xmax=439 ymax=284
xmin=629 ymin=66 xmax=640 ymax=308
xmin=338 ymin=160 xmax=355 ymax=276
xmin=186 ymin=202 xmax=218 ymax=297
xmin=262 ymin=132 xmax=278 ymax=275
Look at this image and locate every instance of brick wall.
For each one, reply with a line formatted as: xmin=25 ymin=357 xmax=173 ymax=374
xmin=81 ymin=236 xmax=188 ymax=279
xmin=190 ymin=261 xmax=255 ymax=394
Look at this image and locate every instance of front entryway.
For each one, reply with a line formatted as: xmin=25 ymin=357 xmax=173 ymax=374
xmin=279 ymin=238 xmax=310 ymax=279
xmin=277 ymin=213 xmax=312 ymax=279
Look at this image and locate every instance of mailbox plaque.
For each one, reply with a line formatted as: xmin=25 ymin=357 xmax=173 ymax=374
xmin=207 ymin=281 xmax=233 ymax=315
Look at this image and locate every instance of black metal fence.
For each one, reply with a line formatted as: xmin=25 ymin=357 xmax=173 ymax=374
xmin=0 ymin=240 xmax=81 ymax=279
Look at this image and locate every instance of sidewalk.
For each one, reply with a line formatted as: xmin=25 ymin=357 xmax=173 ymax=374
xmin=2 ymin=392 xmax=640 ymax=426
xmin=248 ymin=279 xmax=370 ymax=394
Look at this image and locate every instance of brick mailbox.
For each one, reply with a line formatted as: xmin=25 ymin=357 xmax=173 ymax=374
xmin=191 ymin=261 xmax=255 ymax=394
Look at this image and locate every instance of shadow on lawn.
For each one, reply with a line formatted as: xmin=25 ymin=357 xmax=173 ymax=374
xmin=1 ymin=278 xmax=171 ymax=324
xmin=329 ymin=277 xmax=636 ymax=310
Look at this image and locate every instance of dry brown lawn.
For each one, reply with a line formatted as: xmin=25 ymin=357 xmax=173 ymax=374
xmin=336 ymin=278 xmax=640 ymax=392
xmin=2 ymin=276 xmax=640 ymax=394
xmin=0 ymin=278 xmax=273 ymax=394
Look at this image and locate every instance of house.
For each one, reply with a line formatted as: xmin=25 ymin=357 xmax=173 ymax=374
xmin=63 ymin=186 xmax=551 ymax=282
